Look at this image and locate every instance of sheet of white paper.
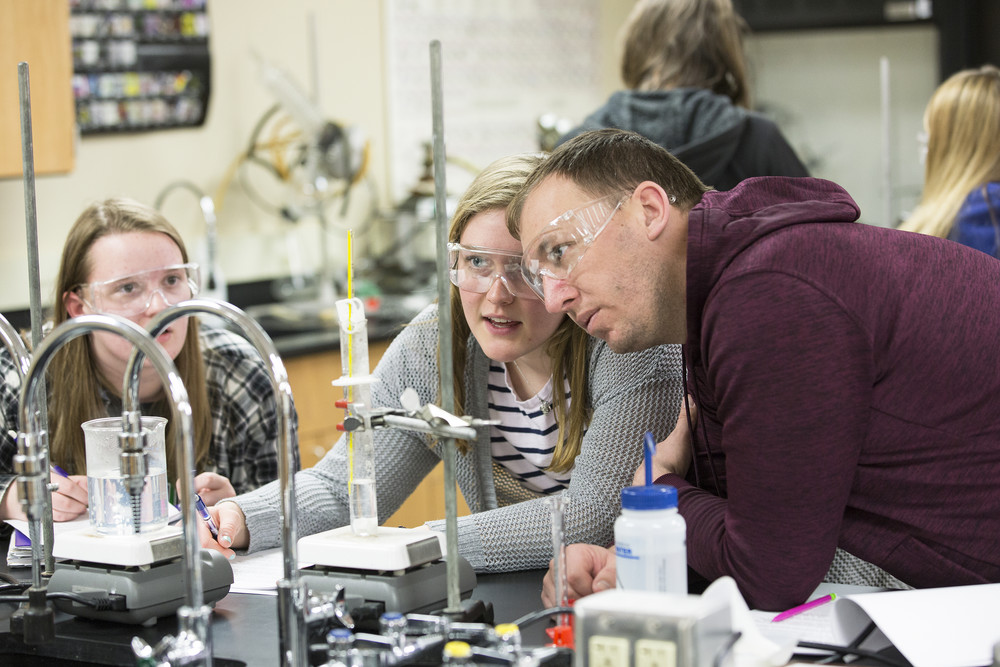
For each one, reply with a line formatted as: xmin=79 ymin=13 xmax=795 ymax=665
xmin=228 ymin=547 xmax=304 ymax=596
xmin=752 ymin=584 xmax=887 ymax=657
xmin=6 ymin=515 xmax=90 ymax=545
xmin=6 ymin=503 xmax=182 ymax=546
xmin=831 ymin=584 xmax=1000 ymax=667
xmin=751 ymin=605 xmax=837 ymax=653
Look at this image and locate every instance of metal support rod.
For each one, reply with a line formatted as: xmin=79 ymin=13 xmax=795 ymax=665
xmin=429 ymin=39 xmax=461 ymax=614
xmin=18 ymin=61 xmax=55 ymax=577
xmin=880 ymin=56 xmax=893 ymax=228
xmin=126 ymin=299 xmax=302 ymax=666
xmin=379 ymin=415 xmax=476 ymax=441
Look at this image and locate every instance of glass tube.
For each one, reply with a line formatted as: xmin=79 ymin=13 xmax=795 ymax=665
xmin=336 ymin=297 xmax=377 ymax=536
xmin=547 ymin=494 xmax=571 ymax=626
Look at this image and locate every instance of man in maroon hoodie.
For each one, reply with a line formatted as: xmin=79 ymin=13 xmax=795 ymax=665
xmin=511 ymin=129 xmax=1000 ymax=611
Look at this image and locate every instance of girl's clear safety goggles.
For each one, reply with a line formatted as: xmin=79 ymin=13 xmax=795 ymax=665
xmin=76 ymin=263 xmax=201 ymax=317
xmin=447 ymin=243 xmax=539 ymax=299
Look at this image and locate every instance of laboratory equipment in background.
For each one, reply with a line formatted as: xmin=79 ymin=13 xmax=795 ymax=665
xmin=248 ymin=54 xmax=368 ymax=311
xmin=536 ymin=113 xmax=574 ymax=153
xmin=363 ymin=143 xmax=444 ymax=296
xmin=155 ymin=180 xmax=227 ymax=303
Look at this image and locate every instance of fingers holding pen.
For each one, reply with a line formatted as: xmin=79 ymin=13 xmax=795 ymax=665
xmin=199 ymin=502 xmax=249 ymax=558
xmin=50 ymin=471 xmax=89 ymax=522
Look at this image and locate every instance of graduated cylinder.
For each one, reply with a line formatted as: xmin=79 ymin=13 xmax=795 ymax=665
xmin=334 ymin=297 xmax=378 ymax=536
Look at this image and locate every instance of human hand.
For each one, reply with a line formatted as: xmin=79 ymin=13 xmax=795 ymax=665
xmin=0 ymin=471 xmax=88 ymax=521
xmin=199 ymin=501 xmax=249 ymax=557
xmin=541 ymin=544 xmax=617 ymax=607
xmin=52 ymin=473 xmax=89 ymax=521
xmin=188 ymin=472 xmax=236 ymax=507
xmin=632 ymin=398 xmax=696 ymax=485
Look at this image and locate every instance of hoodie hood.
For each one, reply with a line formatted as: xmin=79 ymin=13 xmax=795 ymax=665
xmin=559 ymin=88 xmax=749 ymax=186
xmin=686 ymin=176 xmax=861 ymax=344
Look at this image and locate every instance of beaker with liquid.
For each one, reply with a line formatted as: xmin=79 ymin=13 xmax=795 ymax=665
xmin=83 ymin=416 xmax=170 ymax=535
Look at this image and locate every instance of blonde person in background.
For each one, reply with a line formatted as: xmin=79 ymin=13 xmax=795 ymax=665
xmin=201 ymin=154 xmax=684 ymax=573
xmin=900 ymin=64 xmax=1000 ymax=258
xmin=0 ymin=199 xmax=300 ymax=522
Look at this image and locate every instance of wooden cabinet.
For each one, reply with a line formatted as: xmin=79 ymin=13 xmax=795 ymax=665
xmin=0 ymin=0 xmax=75 ymax=178
xmin=283 ymin=341 xmax=469 ymax=528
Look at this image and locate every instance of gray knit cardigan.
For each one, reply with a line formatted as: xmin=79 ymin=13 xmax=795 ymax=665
xmin=227 ymin=304 xmax=684 ymax=572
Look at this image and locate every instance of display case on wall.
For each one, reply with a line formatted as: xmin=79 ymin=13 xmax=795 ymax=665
xmin=69 ymin=0 xmax=211 ymax=134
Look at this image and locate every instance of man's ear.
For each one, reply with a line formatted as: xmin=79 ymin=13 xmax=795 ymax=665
xmin=63 ymin=290 xmax=86 ymax=318
xmin=634 ymin=181 xmax=674 ymax=241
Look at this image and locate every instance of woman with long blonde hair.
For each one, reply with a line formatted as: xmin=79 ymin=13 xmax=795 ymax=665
xmin=900 ymin=65 xmax=1000 ymax=257
xmin=0 ymin=199 xmax=299 ymax=520
xmin=206 ymin=154 xmax=685 ymax=573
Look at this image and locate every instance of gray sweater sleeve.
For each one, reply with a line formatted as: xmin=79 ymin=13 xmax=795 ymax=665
xmin=230 ymin=305 xmax=685 ymax=574
xmin=428 ymin=341 xmax=685 ymax=572
xmin=229 ymin=305 xmax=445 ymax=552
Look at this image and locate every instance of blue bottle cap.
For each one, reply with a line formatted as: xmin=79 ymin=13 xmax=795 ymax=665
xmin=621 ymin=484 xmax=677 ymax=510
xmin=327 ymin=628 xmax=353 ymax=641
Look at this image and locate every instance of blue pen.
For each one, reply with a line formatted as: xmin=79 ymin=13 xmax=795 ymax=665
xmin=194 ymin=494 xmax=220 ymax=539
xmin=643 ymin=431 xmax=656 ymax=486
xmin=51 ymin=464 xmax=70 ymax=479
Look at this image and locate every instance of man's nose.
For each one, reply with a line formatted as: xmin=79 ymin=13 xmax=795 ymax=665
xmin=542 ymin=277 xmax=575 ymax=314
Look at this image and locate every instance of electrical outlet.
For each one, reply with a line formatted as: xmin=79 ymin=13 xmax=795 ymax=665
xmin=589 ymin=635 xmax=630 ymax=666
xmin=635 ymin=639 xmax=677 ymax=667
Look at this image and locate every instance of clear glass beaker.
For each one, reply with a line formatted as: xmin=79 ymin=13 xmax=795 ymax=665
xmin=83 ymin=416 xmax=169 ymax=535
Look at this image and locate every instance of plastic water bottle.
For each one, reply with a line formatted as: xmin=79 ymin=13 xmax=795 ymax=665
xmin=614 ymin=485 xmax=687 ymax=594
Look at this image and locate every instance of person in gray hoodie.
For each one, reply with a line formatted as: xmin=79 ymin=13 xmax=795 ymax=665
xmin=558 ymin=0 xmax=808 ymax=191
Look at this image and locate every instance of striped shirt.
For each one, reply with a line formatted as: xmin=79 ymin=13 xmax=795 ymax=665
xmin=488 ymin=362 xmax=572 ymax=494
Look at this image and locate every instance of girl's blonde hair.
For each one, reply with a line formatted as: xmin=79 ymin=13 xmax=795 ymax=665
xmin=49 ymin=198 xmax=212 ymax=483
xmin=620 ymin=0 xmax=750 ymax=108
xmin=448 ymin=154 xmax=592 ymax=472
xmin=901 ymin=65 xmax=1000 ymax=239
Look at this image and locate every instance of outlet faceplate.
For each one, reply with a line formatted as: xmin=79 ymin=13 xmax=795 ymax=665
xmin=589 ymin=635 xmax=630 ymax=666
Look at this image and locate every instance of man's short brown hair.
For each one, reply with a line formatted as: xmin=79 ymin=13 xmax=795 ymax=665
xmin=507 ymin=129 xmax=710 ymax=239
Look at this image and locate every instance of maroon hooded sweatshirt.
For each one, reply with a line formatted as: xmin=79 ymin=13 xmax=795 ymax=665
xmin=655 ymin=176 xmax=1000 ymax=610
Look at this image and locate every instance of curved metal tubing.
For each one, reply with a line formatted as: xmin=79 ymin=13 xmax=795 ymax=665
xmin=17 ymin=314 xmax=202 ymax=609
xmin=125 ymin=298 xmax=302 ymax=665
xmin=0 ymin=313 xmax=30 ymax=379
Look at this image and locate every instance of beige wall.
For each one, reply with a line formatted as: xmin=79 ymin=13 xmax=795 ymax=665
xmin=0 ymin=1 xmax=939 ymax=314
xmin=0 ymin=0 xmax=628 ymax=313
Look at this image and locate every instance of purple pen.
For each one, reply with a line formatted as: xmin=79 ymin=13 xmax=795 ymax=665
xmin=194 ymin=494 xmax=220 ymax=539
